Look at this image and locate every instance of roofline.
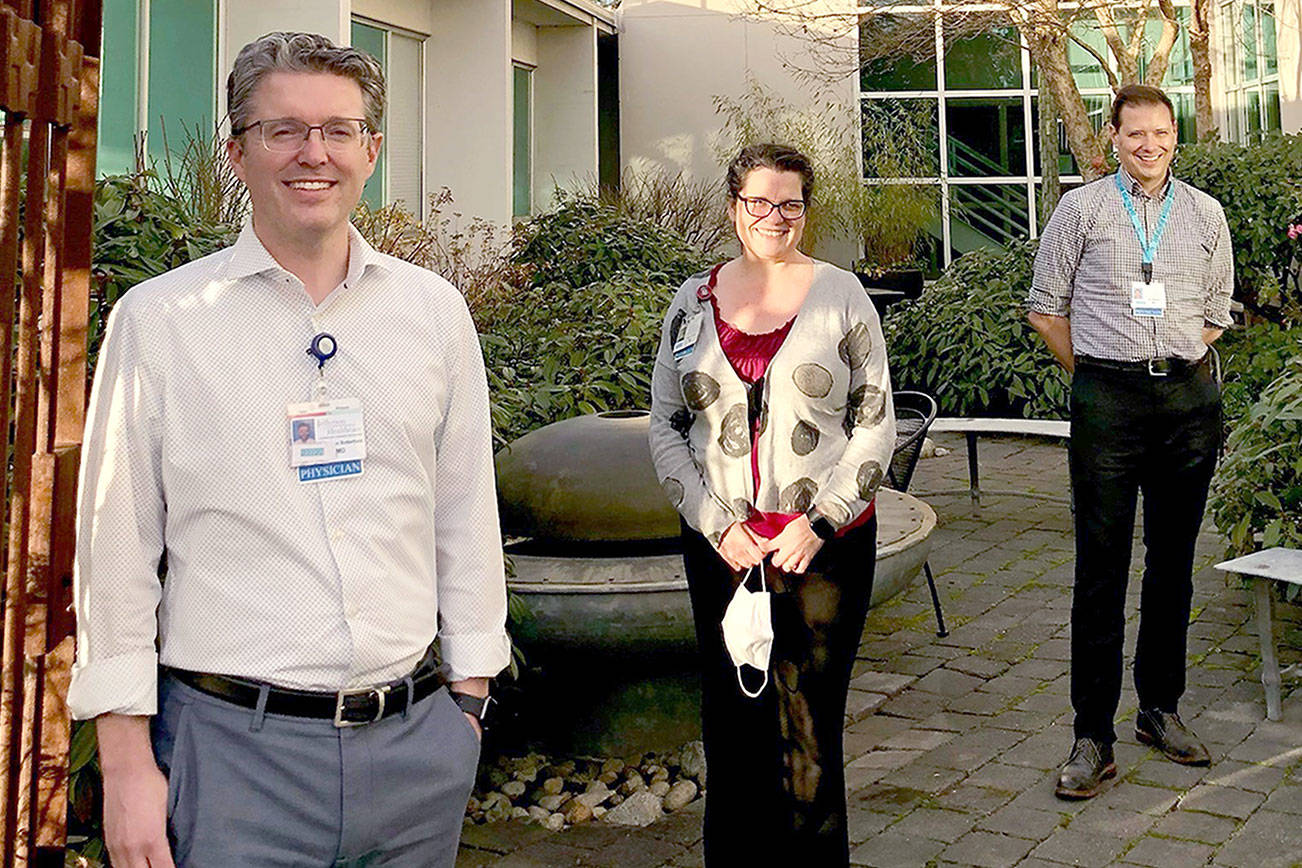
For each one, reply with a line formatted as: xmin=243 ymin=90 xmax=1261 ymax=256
xmin=532 ymin=0 xmax=617 ymax=34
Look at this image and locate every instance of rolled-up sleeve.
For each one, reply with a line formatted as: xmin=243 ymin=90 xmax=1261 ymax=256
xmin=1029 ymin=193 xmax=1084 ymax=316
xmin=1204 ymin=207 xmax=1234 ymax=328
xmin=433 ymin=301 xmax=511 ymax=682
xmin=648 ymin=297 xmax=736 ymax=547
xmin=68 ymin=300 xmax=168 ymax=719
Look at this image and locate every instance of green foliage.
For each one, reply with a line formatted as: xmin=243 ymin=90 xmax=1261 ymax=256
xmin=592 ymin=167 xmax=732 ymax=260
xmin=1216 ymin=320 xmax=1302 ymax=428
xmin=1211 ymin=358 xmax=1302 ymax=580
xmin=884 ymin=241 xmax=1070 ymax=419
xmin=478 ymin=273 xmax=678 ymax=445
xmin=92 ymin=171 xmax=238 ymax=366
xmin=859 ymin=100 xmax=942 ymax=268
xmin=512 ymin=194 xmax=706 ymax=289
xmin=1177 ymin=134 xmax=1302 ymax=316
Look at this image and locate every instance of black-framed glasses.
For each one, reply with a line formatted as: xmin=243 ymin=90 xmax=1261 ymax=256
xmin=233 ymin=117 xmax=371 ymax=153
xmin=738 ymin=196 xmax=806 ymax=220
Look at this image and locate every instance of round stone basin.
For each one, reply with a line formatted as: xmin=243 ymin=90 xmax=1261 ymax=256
xmin=506 ymin=488 xmax=935 ymax=656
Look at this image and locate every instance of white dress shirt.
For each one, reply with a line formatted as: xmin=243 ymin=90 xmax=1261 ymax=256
xmin=68 ymin=224 xmax=510 ymax=719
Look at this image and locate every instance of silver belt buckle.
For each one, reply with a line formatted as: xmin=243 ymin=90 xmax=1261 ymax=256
xmin=333 ymin=684 xmax=388 ymax=727
xmin=1147 ymin=358 xmax=1169 ymax=377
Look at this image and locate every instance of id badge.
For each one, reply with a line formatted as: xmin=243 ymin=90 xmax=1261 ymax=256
xmin=287 ymin=398 xmax=367 ymax=482
xmin=1130 ymin=280 xmax=1166 ymax=318
xmin=673 ymin=309 xmax=704 ymax=361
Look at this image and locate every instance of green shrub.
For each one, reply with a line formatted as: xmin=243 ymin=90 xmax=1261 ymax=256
xmin=883 ymin=241 xmax=1069 ymax=418
xmin=593 ymin=167 xmax=732 ymax=260
xmin=1216 ymin=320 xmax=1302 ymax=427
xmin=1211 ymin=358 xmax=1302 ymax=574
xmin=511 ymin=194 xmax=708 ymax=290
xmin=1178 ymin=134 xmax=1302 ymax=316
xmin=479 ymin=273 xmax=675 ymax=445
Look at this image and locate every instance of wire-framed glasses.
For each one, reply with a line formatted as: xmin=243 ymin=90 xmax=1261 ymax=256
xmin=737 ymin=196 xmax=807 ymax=220
xmin=234 ymin=118 xmax=371 ymax=152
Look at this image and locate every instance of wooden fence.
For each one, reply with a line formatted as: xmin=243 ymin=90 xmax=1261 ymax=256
xmin=0 ymin=0 xmax=101 ymax=863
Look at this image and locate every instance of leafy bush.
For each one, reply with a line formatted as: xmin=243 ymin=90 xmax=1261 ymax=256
xmin=1211 ymin=358 xmax=1302 ymax=570
xmin=594 ymin=167 xmax=732 ymax=260
xmin=1178 ymin=134 xmax=1302 ymax=317
xmin=884 ymin=241 xmax=1070 ymax=418
xmin=479 ymin=273 xmax=675 ymax=445
xmin=1216 ymin=320 xmax=1302 ymax=428
xmin=511 ymin=194 xmax=707 ymax=290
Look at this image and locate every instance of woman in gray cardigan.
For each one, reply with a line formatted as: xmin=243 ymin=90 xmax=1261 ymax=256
xmin=649 ymin=144 xmax=895 ymax=865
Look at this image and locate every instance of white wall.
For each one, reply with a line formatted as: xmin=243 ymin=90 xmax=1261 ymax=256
xmin=618 ymin=0 xmax=859 ymax=262
xmin=425 ymin=0 xmax=514 ymax=225
xmin=513 ymin=19 xmax=540 ymax=66
xmin=1278 ymin=0 xmax=1302 ymax=132
xmin=351 ymin=0 xmax=433 ymax=35
xmin=220 ymin=0 xmax=349 ymax=119
xmin=534 ymin=25 xmax=599 ymax=209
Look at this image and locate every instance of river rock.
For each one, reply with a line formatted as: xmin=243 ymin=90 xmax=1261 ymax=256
xmin=465 ymin=795 xmax=480 ymax=815
xmin=602 ymin=788 xmax=664 ymax=827
xmin=618 ymin=774 xmax=645 ymax=796
xmin=501 ymin=780 xmax=527 ymax=800
xmin=540 ymin=776 xmax=564 ymax=796
xmin=536 ymin=793 xmax=570 ymax=812
xmin=527 ymin=806 xmax=550 ymax=823
xmin=648 ymin=780 xmax=670 ymax=798
xmin=510 ymin=806 xmax=529 ymax=820
xmin=564 ymin=800 xmax=594 ymax=825
xmin=593 ymin=806 xmax=607 ymax=819
xmin=482 ymin=792 xmax=513 ymax=823
xmin=664 ymin=780 xmax=698 ymax=812
xmin=601 ymin=758 xmax=625 ymax=776
xmin=679 ymin=741 xmax=707 ymax=783
xmin=597 ymin=770 xmax=620 ymax=785
xmin=576 ymin=782 xmax=612 ymax=809
xmin=544 ymin=812 xmax=565 ymax=831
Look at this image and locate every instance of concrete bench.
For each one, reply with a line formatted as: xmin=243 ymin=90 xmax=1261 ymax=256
xmin=925 ymin=417 xmax=1072 ymax=511
xmin=1215 ymin=548 xmax=1302 ymax=721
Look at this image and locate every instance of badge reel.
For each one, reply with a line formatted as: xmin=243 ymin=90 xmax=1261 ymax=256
xmin=287 ymin=333 xmax=367 ymax=483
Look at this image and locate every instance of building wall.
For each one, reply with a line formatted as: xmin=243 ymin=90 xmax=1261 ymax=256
xmin=352 ymin=0 xmax=433 ymax=34
xmin=534 ymin=25 xmax=599 ymax=210
xmin=618 ymin=0 xmax=859 ymax=262
xmin=222 ymin=0 xmax=349 ymax=120
xmin=1278 ymin=0 xmax=1302 ymax=131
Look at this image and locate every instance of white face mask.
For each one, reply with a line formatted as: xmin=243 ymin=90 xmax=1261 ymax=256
xmin=720 ymin=565 xmax=773 ymax=698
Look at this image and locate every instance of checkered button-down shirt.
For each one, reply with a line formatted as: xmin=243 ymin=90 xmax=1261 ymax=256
xmin=68 ymin=224 xmax=510 ymax=719
xmin=1028 ymin=168 xmax=1234 ymax=362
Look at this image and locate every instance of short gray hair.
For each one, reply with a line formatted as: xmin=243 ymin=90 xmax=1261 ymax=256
xmin=227 ymin=32 xmax=386 ymax=137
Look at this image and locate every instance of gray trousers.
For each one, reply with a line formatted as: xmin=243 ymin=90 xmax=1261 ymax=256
xmin=151 ymin=671 xmax=481 ymax=867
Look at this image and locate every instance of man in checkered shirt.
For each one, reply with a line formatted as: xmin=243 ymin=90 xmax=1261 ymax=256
xmin=1028 ymin=84 xmax=1233 ymax=801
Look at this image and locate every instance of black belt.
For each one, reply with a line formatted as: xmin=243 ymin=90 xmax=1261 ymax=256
xmin=168 ymin=664 xmax=448 ymax=727
xmin=1075 ymin=354 xmax=1206 ymax=377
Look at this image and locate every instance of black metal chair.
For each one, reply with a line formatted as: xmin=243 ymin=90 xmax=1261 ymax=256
xmin=885 ymin=390 xmax=947 ymax=637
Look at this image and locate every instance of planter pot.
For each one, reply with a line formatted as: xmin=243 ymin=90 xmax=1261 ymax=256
xmin=857 ymin=267 xmax=925 ymax=300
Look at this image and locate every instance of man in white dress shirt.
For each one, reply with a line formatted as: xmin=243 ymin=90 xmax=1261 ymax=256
xmin=68 ymin=33 xmax=509 ymax=867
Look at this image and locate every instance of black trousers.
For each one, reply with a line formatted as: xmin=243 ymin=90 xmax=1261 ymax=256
xmin=682 ymin=516 xmax=876 ymax=867
xmin=1068 ymin=361 xmax=1220 ymax=744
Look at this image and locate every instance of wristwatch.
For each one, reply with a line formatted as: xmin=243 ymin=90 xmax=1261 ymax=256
xmin=806 ymin=510 xmax=837 ymax=541
xmin=450 ymin=690 xmax=492 ymax=723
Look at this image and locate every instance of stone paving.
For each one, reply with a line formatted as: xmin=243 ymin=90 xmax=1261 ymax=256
xmin=458 ymin=433 xmax=1302 ymax=867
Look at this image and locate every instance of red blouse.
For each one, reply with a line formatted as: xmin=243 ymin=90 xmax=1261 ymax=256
xmin=706 ymin=267 xmax=875 ymax=541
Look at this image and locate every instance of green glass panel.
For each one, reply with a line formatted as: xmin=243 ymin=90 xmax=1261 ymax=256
xmin=146 ymin=0 xmax=215 ymax=166
xmin=945 ymin=24 xmax=1022 ymax=90
xmin=946 ymin=97 xmax=1026 ymax=177
xmin=859 ymin=14 xmax=936 ymax=91
xmin=514 ymin=66 xmax=532 ymax=217
xmin=352 ymin=21 xmax=387 ymax=210
xmin=1143 ymin=10 xmax=1193 ymax=87
xmin=861 ymin=98 xmax=939 ymax=178
xmin=949 ymin=183 xmax=1029 ymax=259
xmin=1243 ymin=3 xmax=1258 ymax=81
xmin=1168 ymin=92 xmax=1197 ymax=145
xmin=1265 ymin=82 xmax=1281 ymax=131
xmin=1066 ymin=21 xmax=1109 ymax=91
xmin=1262 ymin=3 xmax=1278 ymax=76
xmin=98 ymin=0 xmax=139 ymax=175
xmin=1032 ymin=95 xmax=1109 ymax=176
xmin=1248 ymin=88 xmax=1263 ymax=140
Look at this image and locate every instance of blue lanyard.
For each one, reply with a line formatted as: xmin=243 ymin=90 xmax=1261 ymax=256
xmin=1115 ymin=173 xmax=1174 ymax=283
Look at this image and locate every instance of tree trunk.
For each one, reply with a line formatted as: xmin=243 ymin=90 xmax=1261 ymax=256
xmin=1022 ymin=23 xmax=1109 ymax=181
xmin=1188 ymin=0 xmax=1217 ymax=140
xmin=1038 ymin=62 xmax=1062 ymax=225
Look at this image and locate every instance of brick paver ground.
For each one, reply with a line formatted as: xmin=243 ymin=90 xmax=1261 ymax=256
xmin=459 ymin=433 xmax=1302 ymax=867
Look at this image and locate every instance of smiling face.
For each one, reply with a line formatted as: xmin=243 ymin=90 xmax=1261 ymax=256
xmin=227 ymin=71 xmax=382 ymax=248
xmin=1110 ymin=101 xmax=1175 ymax=191
xmin=730 ymin=167 xmax=807 ymax=263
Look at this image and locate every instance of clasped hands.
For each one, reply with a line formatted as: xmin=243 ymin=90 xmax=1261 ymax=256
xmin=718 ymin=516 xmax=824 ymax=575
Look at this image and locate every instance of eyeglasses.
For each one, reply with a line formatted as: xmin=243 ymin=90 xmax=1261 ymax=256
xmin=233 ymin=117 xmax=371 ymax=153
xmin=737 ymin=196 xmax=807 ymax=220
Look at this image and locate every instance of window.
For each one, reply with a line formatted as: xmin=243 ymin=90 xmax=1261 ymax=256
xmin=351 ymin=19 xmax=425 ymax=212
xmin=1219 ymin=0 xmax=1282 ymax=142
xmin=513 ymin=64 xmax=533 ymax=218
xmin=97 ymin=0 xmax=216 ymax=175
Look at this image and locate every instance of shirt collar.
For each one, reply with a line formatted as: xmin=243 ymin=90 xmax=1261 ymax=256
xmin=1116 ymin=166 xmax=1173 ymax=202
xmin=223 ymin=220 xmax=389 ymax=285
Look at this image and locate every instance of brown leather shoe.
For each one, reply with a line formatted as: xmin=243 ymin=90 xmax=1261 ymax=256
xmin=1055 ymin=737 xmax=1116 ymax=800
xmin=1136 ymin=709 xmax=1210 ymax=766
